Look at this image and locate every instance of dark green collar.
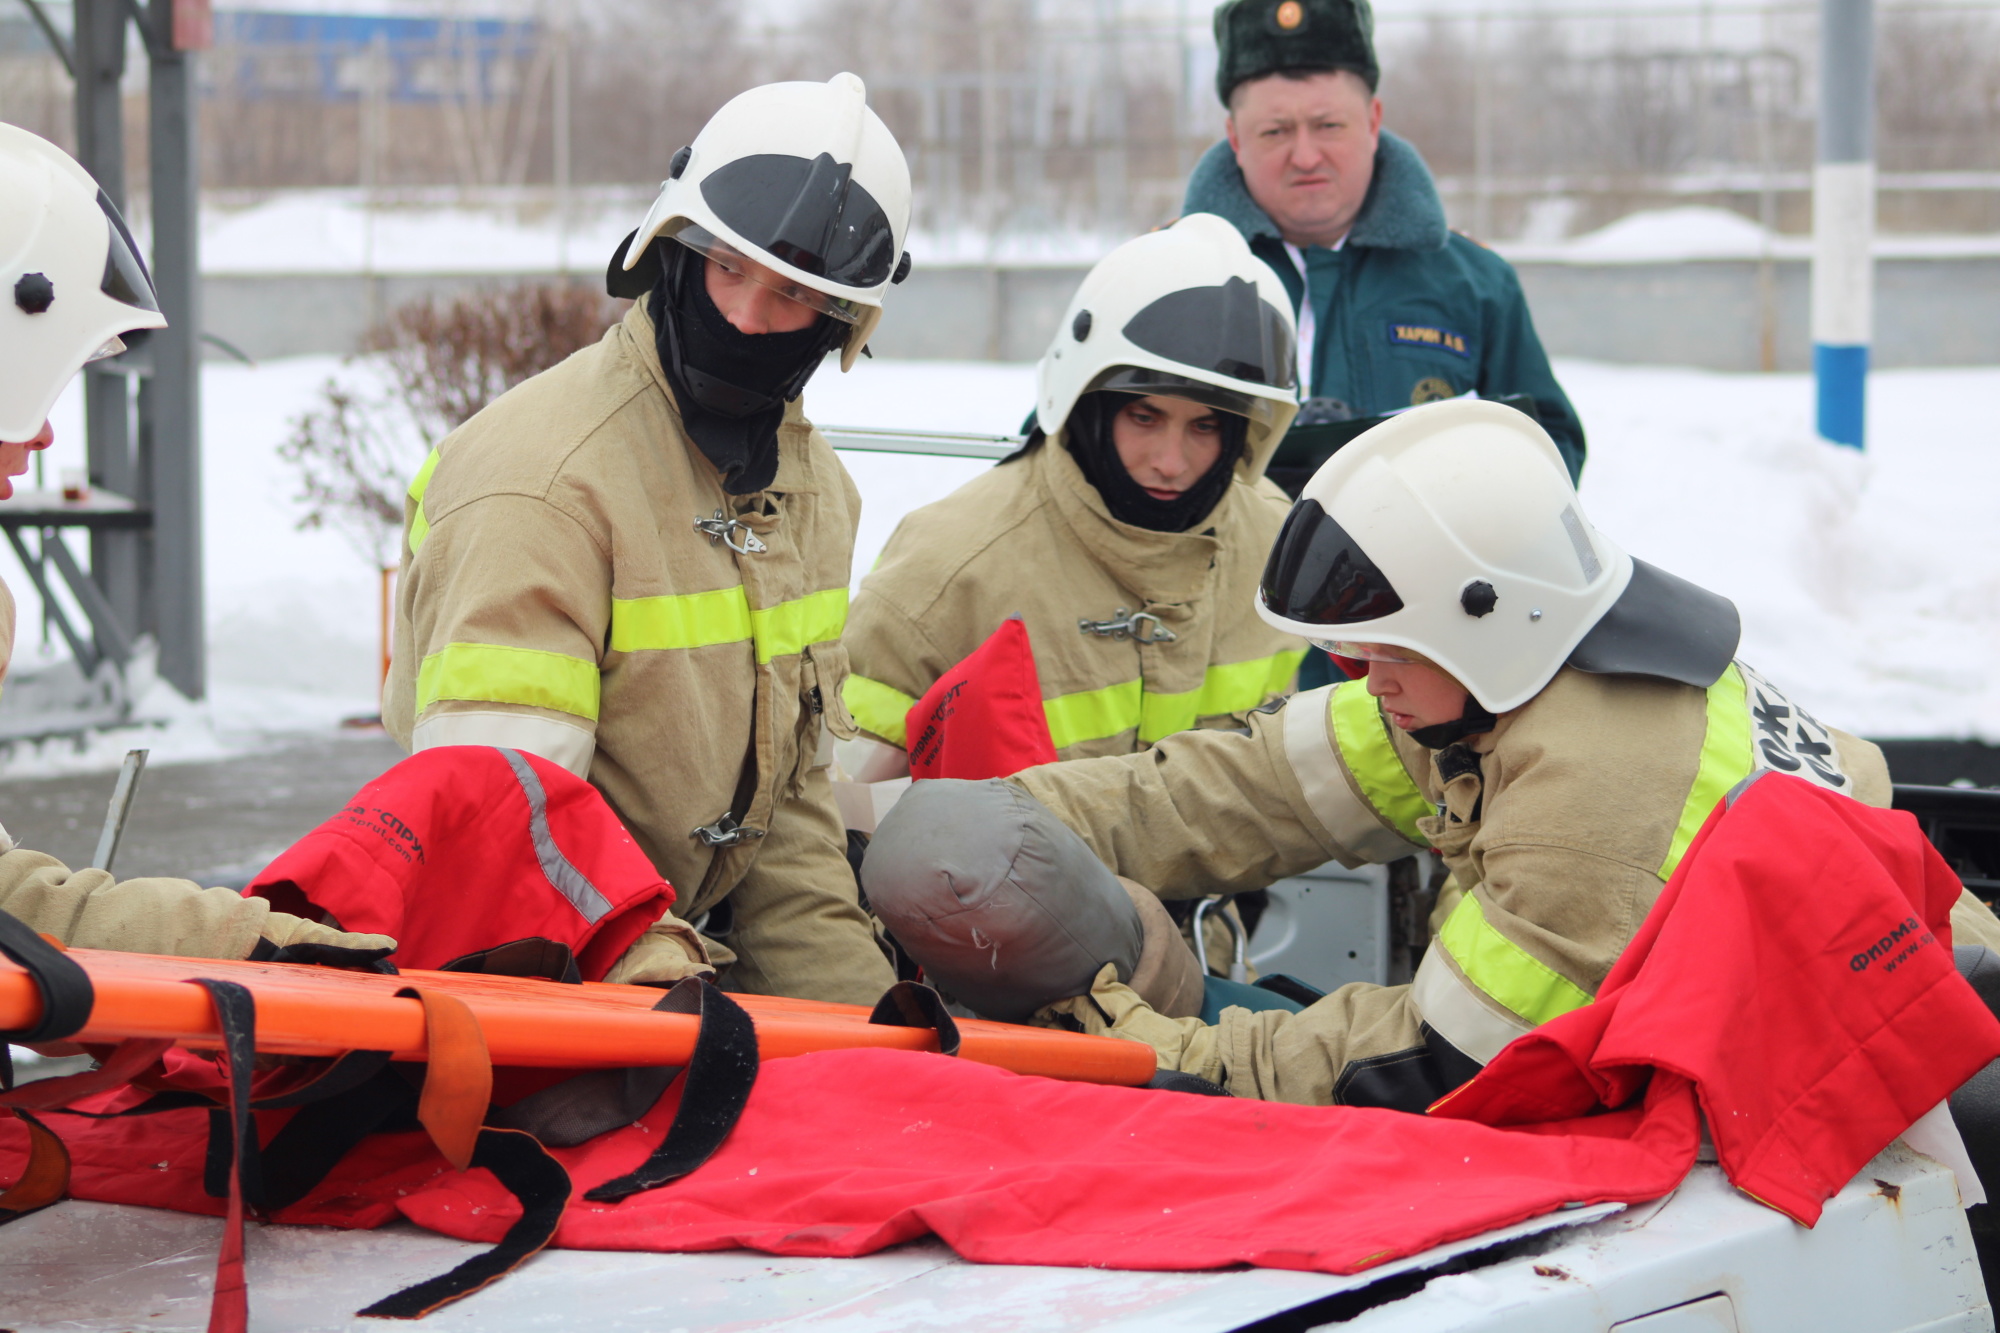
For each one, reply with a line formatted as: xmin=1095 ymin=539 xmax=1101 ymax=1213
xmin=1181 ymin=129 xmax=1449 ymax=253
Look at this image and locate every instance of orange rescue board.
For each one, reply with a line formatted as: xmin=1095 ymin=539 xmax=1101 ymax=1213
xmin=0 ymin=948 xmax=1157 ymax=1086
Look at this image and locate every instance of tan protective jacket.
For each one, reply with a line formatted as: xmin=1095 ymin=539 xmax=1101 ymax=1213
xmin=383 ymin=301 xmax=892 ymax=1004
xmin=1018 ymin=664 xmax=2000 ymax=1106
xmin=843 ymin=430 xmax=1304 ymax=760
xmin=0 ymin=580 xmax=383 ymax=958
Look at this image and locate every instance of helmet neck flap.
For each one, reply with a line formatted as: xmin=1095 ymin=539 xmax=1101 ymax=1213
xmin=645 ymin=238 xmax=846 ymax=495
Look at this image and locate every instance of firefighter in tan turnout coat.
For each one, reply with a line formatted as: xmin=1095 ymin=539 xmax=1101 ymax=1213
xmin=384 ymin=76 xmax=912 ymax=1003
xmin=840 ymin=215 xmax=1306 ymax=774
xmin=0 ymin=123 xmax=394 ymax=963
xmin=865 ymin=399 xmax=2000 ymax=1107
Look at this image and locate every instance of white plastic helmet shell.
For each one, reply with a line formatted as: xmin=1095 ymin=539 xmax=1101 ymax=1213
xmin=1036 ymin=213 xmax=1300 ymax=467
xmin=1256 ymin=398 xmax=1632 ymax=713
xmin=0 ymin=124 xmax=167 ymax=442
xmin=621 ymin=73 xmax=911 ymax=373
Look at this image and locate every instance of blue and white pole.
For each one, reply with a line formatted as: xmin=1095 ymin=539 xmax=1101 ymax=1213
xmin=1812 ymin=0 xmax=1875 ymax=449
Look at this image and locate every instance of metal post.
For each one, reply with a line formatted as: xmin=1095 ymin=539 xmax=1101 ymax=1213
xmin=72 ymin=0 xmax=142 ymax=651
xmin=143 ymin=0 xmax=206 ymax=696
xmin=1812 ymin=0 xmax=1874 ymax=449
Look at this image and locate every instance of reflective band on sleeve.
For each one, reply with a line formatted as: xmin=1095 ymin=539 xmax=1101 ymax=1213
xmin=1044 ymin=678 xmax=1144 ymax=751
xmin=411 ymin=710 xmax=596 ymax=777
xmin=612 ymin=587 xmax=755 ymax=653
xmin=1659 ymin=663 xmax=1752 ymax=882
xmin=406 ymin=447 xmax=442 ymax=556
xmin=610 ymin=586 xmax=848 ymax=664
xmin=1436 ymin=892 xmax=1593 ymax=1029
xmin=1327 ymin=679 xmax=1431 ymax=845
xmin=1135 ymin=649 xmax=1309 ymax=744
xmin=1281 ymin=686 xmax=1425 ymax=862
xmin=843 ymin=674 xmax=917 ymax=748
xmin=499 ymin=748 xmax=613 ymax=923
xmin=1411 ymin=943 xmax=1532 ymax=1065
xmin=417 ymin=643 xmax=601 ymax=721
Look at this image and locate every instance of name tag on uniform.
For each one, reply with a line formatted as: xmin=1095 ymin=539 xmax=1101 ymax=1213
xmin=1387 ymin=323 xmax=1471 ymax=359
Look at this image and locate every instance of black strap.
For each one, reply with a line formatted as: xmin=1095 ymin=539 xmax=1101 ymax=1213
xmin=439 ymin=937 xmax=580 ymax=984
xmin=582 ymin=977 xmax=758 ymax=1203
xmin=0 ymin=907 xmax=93 ymax=1044
xmin=357 ymin=1127 xmax=570 ymax=1320
xmin=190 ymin=978 xmax=257 ymax=1333
xmin=868 ymin=981 xmax=962 ymax=1057
xmin=255 ymin=939 xmax=399 ymax=973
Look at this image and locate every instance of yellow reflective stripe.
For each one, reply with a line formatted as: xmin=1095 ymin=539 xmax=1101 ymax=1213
xmin=416 ymin=643 xmax=599 ymax=721
xmin=611 ymin=587 xmax=754 ymax=653
xmin=1044 ymin=679 xmax=1143 ymax=751
xmin=406 ymin=447 xmax=442 ymax=556
xmin=1659 ymin=663 xmax=1752 ymax=881
xmin=749 ymin=587 xmax=848 ymax=664
xmin=844 ymin=674 xmax=916 ymax=747
xmin=1437 ymin=892 xmax=1593 ymax=1027
xmin=610 ymin=586 xmax=847 ymax=664
xmin=1327 ymin=678 xmax=1430 ymax=844
xmin=1133 ymin=649 xmax=1307 ymax=745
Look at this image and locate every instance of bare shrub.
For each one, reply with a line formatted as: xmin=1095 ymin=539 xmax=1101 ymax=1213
xmin=282 ymin=281 xmax=623 ymax=568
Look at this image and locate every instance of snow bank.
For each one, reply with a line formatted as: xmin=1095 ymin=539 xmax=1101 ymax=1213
xmin=191 ymin=194 xmax=2000 ymax=275
xmin=2 ymin=354 xmax=1994 ymax=777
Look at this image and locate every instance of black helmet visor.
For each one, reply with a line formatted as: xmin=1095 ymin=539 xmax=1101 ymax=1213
xmin=1120 ymin=275 xmax=1296 ymax=391
xmin=1089 ymin=366 xmax=1261 ymax=419
xmin=96 ymin=190 xmax=159 ymax=314
xmin=699 ymin=152 xmax=895 ymax=289
xmin=1260 ymin=498 xmax=1405 ymax=625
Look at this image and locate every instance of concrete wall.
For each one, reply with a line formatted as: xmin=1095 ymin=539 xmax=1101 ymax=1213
xmin=204 ymin=255 xmax=2000 ymax=371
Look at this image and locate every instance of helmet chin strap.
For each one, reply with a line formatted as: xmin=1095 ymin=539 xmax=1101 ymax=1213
xmin=1406 ymin=698 xmax=1499 ymax=751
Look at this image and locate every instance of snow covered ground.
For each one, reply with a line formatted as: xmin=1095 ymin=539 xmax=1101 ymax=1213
xmin=3 ymin=353 xmax=1996 ymax=776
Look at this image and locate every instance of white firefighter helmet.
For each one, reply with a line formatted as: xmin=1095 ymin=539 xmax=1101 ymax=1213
xmin=1256 ymin=398 xmax=1739 ymax=714
xmin=0 ymin=124 xmax=167 ymax=442
xmin=1035 ymin=212 xmax=1300 ymax=464
xmin=619 ymin=72 xmax=911 ymax=373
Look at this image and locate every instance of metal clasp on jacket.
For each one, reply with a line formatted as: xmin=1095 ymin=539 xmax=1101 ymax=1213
xmin=695 ymin=510 xmax=767 ymax=555
xmin=1077 ymin=608 xmax=1177 ymax=644
xmin=692 ymin=813 xmax=766 ymax=848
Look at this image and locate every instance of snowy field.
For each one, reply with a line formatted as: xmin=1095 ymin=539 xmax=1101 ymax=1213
xmin=4 ymin=353 xmax=1996 ymax=776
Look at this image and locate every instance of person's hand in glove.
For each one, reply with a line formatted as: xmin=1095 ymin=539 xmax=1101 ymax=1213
xmin=257 ymin=910 xmax=395 ymax=959
xmin=601 ymin=914 xmax=715 ymax=987
xmin=1037 ymin=962 xmax=1226 ymax=1085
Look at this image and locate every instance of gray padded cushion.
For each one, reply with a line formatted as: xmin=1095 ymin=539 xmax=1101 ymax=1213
xmin=861 ymin=778 xmax=1143 ymax=1022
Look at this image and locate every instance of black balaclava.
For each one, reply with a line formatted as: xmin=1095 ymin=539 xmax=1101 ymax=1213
xmin=1061 ymin=391 xmax=1249 ymax=533
xmin=648 ymin=240 xmax=847 ymax=495
xmin=1407 ymin=698 xmax=1500 ymax=751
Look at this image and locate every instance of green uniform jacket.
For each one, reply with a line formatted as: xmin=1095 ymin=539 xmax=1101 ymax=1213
xmin=1184 ymin=131 xmax=1585 ymax=481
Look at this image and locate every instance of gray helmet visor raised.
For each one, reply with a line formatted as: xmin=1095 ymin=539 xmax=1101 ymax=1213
xmin=1119 ymin=275 xmax=1297 ymax=390
xmin=699 ymin=152 xmax=895 ymax=289
xmin=1567 ymin=558 xmax=1740 ymax=690
xmin=1260 ymin=497 xmax=1405 ymax=626
xmin=96 ymin=189 xmax=159 ymax=314
xmin=1090 ymin=365 xmax=1261 ymax=419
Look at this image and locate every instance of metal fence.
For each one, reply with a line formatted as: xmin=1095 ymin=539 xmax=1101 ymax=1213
xmin=2 ymin=0 xmax=1997 ymax=241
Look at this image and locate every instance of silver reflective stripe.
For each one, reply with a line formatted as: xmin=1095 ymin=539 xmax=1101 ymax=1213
xmin=1411 ymin=944 xmax=1534 ymax=1066
xmin=413 ymin=709 xmax=596 ymax=777
xmin=500 ymin=747 xmax=613 ymax=924
xmin=1281 ymin=686 xmax=1423 ymax=865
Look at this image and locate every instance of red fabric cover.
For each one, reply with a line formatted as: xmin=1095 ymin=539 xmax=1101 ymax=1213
xmin=904 ymin=618 xmax=1058 ymax=780
xmin=245 ymin=747 xmax=672 ymax=981
xmin=8 ymin=773 xmax=1995 ymax=1272
xmin=1435 ymin=772 xmax=2000 ymax=1224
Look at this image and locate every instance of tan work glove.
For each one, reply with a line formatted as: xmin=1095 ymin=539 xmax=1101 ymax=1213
xmin=1036 ymin=963 xmax=1225 ymax=1083
xmin=259 ymin=910 xmax=396 ymax=956
xmin=600 ymin=915 xmax=715 ymax=987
